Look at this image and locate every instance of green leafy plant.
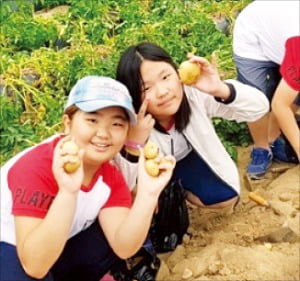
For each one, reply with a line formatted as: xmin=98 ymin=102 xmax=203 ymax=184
xmin=1 ymin=0 xmax=252 ymax=165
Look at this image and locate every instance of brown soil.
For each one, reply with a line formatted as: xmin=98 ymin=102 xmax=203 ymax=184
xmin=157 ymin=147 xmax=300 ymax=281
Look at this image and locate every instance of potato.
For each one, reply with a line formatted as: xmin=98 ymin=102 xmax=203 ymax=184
xmin=143 ymin=142 xmax=161 ymax=176
xmin=62 ymin=141 xmax=81 ymax=173
xmin=178 ymin=61 xmax=201 ymax=85
xmin=63 ymin=158 xmax=81 ymax=173
xmin=143 ymin=142 xmax=159 ymax=160
xmin=145 ymin=159 xmax=160 ymax=177
xmin=61 ymin=140 xmax=79 ymax=155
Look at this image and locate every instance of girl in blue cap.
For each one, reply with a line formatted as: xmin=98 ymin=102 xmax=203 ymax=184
xmin=0 ymin=76 xmax=175 ymax=281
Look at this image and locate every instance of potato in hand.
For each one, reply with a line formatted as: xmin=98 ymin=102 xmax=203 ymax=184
xmin=63 ymin=156 xmax=81 ymax=174
xmin=144 ymin=159 xmax=160 ymax=177
xmin=143 ymin=142 xmax=159 ymax=159
xmin=143 ymin=142 xmax=170 ymax=177
xmin=178 ymin=60 xmax=201 ymax=85
xmin=61 ymin=140 xmax=81 ymax=173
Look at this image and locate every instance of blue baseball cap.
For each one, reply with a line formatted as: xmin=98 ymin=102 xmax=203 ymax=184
xmin=65 ymin=76 xmax=136 ymax=124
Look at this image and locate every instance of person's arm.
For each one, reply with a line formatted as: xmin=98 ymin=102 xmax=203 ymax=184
xmin=99 ymin=150 xmax=175 ymax=259
xmin=114 ymin=98 xmax=155 ymax=189
xmin=15 ymin=192 xmax=78 ymax=278
xmin=14 ymin=137 xmax=84 ymax=279
xmin=186 ymin=54 xmax=269 ymax=122
xmin=208 ymin=79 xmax=270 ymax=122
xmin=272 ymin=78 xmax=300 ymax=160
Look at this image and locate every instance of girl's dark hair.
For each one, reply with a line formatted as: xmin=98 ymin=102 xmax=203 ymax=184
xmin=116 ymin=42 xmax=191 ymax=132
xmin=64 ymin=105 xmax=79 ymax=119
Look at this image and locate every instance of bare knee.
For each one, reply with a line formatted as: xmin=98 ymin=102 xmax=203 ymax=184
xmin=208 ymin=196 xmax=239 ymax=209
xmin=186 ymin=191 xmax=239 ymax=209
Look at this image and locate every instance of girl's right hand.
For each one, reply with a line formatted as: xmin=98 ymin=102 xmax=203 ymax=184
xmin=52 ymin=136 xmax=84 ymax=194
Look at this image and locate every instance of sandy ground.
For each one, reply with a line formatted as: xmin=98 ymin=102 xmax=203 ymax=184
xmin=157 ymin=147 xmax=300 ymax=281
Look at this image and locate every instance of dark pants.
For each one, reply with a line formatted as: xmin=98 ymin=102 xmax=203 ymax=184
xmin=171 ymin=150 xmax=238 ymax=205
xmin=0 ymin=221 xmax=120 ymax=281
xmin=234 ymin=54 xmax=300 ymax=105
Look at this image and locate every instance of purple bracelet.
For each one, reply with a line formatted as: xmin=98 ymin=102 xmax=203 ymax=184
xmin=125 ymin=140 xmax=144 ymax=150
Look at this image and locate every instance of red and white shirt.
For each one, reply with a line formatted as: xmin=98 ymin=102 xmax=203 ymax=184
xmin=1 ymin=135 xmax=132 ymax=245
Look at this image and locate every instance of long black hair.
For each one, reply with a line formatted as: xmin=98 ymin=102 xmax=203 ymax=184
xmin=116 ymin=42 xmax=191 ymax=132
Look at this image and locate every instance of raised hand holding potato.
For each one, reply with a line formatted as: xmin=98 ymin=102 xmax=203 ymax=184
xmin=187 ymin=52 xmax=228 ymax=96
xmin=138 ymin=144 xmax=175 ymax=198
xmin=52 ymin=136 xmax=84 ymax=195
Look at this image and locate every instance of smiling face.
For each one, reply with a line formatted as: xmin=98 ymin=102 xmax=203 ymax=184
xmin=140 ymin=60 xmax=183 ymax=126
xmin=63 ymin=107 xmax=129 ymax=169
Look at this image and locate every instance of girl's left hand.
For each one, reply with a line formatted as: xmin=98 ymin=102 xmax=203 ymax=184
xmin=136 ymin=148 xmax=176 ymax=197
xmin=188 ymin=53 xmax=227 ymax=97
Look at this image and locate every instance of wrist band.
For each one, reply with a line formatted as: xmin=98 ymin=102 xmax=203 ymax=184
xmin=215 ymin=82 xmax=236 ymax=104
xmin=125 ymin=140 xmax=144 ymax=150
xmin=121 ymin=147 xmax=139 ymax=163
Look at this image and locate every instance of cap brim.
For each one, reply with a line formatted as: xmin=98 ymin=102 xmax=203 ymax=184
xmin=76 ymin=100 xmax=136 ymax=124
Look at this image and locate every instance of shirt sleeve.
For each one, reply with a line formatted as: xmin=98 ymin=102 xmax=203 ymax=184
xmin=280 ymin=36 xmax=300 ymax=91
xmin=7 ymin=143 xmax=58 ymax=218
xmin=185 ymin=81 xmax=269 ymax=123
xmin=101 ymin=163 xmax=132 ymax=209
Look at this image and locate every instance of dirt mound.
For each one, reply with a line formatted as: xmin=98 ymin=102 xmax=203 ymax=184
xmin=157 ymin=147 xmax=300 ymax=281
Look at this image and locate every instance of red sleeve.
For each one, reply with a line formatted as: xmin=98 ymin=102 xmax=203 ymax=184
xmin=7 ymin=140 xmax=59 ymax=218
xmin=101 ymin=162 xmax=132 ymax=209
xmin=280 ymin=36 xmax=300 ymax=91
